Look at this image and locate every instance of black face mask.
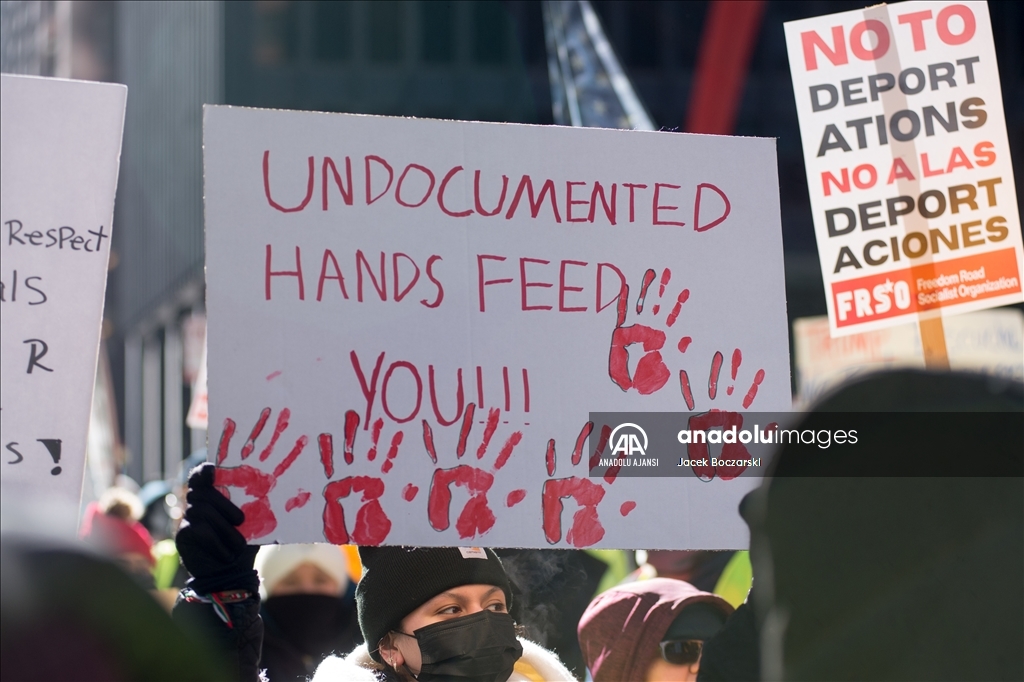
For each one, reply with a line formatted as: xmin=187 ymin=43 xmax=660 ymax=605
xmin=263 ymin=594 xmax=356 ymax=655
xmin=406 ymin=610 xmax=523 ymax=682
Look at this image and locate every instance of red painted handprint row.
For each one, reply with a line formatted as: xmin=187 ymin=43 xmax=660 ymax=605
xmin=214 ymin=406 xmax=632 ymax=548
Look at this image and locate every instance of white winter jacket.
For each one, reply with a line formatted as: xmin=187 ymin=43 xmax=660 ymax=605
xmin=311 ymin=638 xmax=577 ymax=681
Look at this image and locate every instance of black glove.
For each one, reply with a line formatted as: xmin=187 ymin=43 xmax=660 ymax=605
xmin=176 ymin=463 xmax=259 ymax=595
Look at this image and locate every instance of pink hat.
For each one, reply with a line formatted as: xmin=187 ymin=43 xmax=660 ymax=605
xmin=79 ymin=502 xmax=155 ymax=567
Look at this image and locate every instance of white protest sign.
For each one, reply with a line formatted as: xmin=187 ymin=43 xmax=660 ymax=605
xmin=794 ymin=308 xmax=1024 ymax=405
xmin=204 ymin=106 xmax=791 ymax=549
xmin=1 ymin=75 xmax=126 ymax=536
xmin=785 ymin=1 xmax=1023 ymax=337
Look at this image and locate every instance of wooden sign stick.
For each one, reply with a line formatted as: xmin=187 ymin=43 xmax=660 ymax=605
xmin=919 ymin=317 xmax=950 ymax=370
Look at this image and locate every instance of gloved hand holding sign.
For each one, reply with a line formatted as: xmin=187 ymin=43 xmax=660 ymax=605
xmin=176 ymin=462 xmax=259 ymax=595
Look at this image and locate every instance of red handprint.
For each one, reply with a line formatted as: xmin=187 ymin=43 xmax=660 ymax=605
xmin=676 ymin=345 xmax=767 ymax=480
xmin=684 ymin=411 xmax=750 ymax=481
xmin=541 ymin=422 xmax=634 ymax=548
xmin=678 ymin=348 xmax=765 ymax=411
xmin=422 ymin=405 xmax=524 ymax=539
xmin=320 ymin=410 xmax=404 ymax=545
xmin=609 ymin=268 xmax=691 ymax=394
xmin=215 ymin=407 xmax=309 ymax=540
xmin=608 ymin=268 xmax=767 ymax=413
xmin=678 ymin=349 xmax=770 ymax=482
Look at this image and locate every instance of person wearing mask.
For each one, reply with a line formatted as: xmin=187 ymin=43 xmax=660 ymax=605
xmin=313 ymin=545 xmax=575 ymax=681
xmin=578 ymin=578 xmax=732 ymax=682
xmin=255 ymin=543 xmax=361 ymax=681
xmin=173 ymin=463 xmax=574 ymax=682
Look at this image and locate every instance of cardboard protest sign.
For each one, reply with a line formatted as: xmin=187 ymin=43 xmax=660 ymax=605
xmin=1 ymin=75 xmax=126 ymax=536
xmin=204 ymin=106 xmax=790 ymax=549
xmin=794 ymin=309 xmax=1024 ymax=405
xmin=785 ymin=1 xmax=1023 ymax=337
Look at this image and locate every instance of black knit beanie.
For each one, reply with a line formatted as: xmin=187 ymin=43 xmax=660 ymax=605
xmin=356 ymin=546 xmax=513 ymax=661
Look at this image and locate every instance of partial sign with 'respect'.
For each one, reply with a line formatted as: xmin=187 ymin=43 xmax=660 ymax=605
xmin=204 ymin=106 xmax=791 ymax=550
xmin=1 ymin=75 xmax=126 ymax=536
xmin=785 ymin=1 xmax=1023 ymax=337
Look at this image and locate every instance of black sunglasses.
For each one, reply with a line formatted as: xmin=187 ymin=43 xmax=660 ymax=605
xmin=659 ymin=639 xmax=703 ymax=666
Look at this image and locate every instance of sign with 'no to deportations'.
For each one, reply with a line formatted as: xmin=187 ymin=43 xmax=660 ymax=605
xmin=1 ymin=75 xmax=126 ymax=536
xmin=203 ymin=106 xmax=791 ymax=550
xmin=785 ymin=1 xmax=1023 ymax=337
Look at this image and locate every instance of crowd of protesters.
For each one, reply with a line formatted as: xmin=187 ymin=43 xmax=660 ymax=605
xmin=2 ymin=370 xmax=1022 ymax=681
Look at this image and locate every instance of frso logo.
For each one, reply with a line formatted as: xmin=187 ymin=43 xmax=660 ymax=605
xmin=610 ymin=423 xmax=648 ymax=457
